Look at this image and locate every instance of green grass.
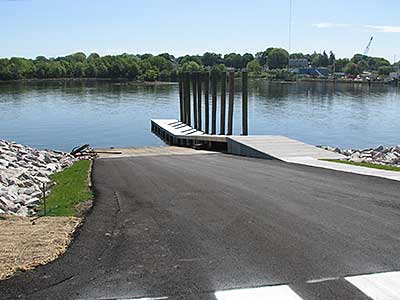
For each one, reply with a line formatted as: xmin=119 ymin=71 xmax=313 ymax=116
xmin=322 ymin=159 xmax=400 ymax=172
xmin=42 ymin=160 xmax=93 ymax=216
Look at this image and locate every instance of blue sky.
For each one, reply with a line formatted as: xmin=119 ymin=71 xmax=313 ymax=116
xmin=2 ymin=0 xmax=400 ymax=61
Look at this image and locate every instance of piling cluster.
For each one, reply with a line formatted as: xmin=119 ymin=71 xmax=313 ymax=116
xmin=178 ymin=70 xmax=248 ymax=136
xmin=0 ymin=140 xmax=75 ymax=216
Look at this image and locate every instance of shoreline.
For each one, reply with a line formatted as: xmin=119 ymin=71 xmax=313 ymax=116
xmin=1 ymin=77 xmax=397 ymax=86
xmin=249 ymin=77 xmax=397 ymax=85
xmin=320 ymin=145 xmax=400 ymax=167
xmin=0 ymin=78 xmax=178 ymax=86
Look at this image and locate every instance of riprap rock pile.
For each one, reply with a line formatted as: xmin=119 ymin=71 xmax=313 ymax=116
xmin=0 ymin=140 xmax=75 ymax=216
xmin=320 ymin=145 xmax=400 ymax=166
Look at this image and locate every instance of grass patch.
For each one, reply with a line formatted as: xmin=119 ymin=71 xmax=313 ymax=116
xmin=322 ymin=159 xmax=400 ymax=172
xmin=42 ymin=160 xmax=93 ymax=216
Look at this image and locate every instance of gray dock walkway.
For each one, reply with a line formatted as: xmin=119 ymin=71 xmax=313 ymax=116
xmin=151 ymin=119 xmax=345 ymax=161
xmin=227 ymin=135 xmax=344 ymax=161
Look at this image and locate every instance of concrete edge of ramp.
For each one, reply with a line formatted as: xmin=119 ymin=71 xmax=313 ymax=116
xmin=95 ymin=146 xmax=218 ymax=159
xmin=226 ymin=136 xmax=346 ymax=161
xmin=285 ymin=156 xmax=400 ymax=182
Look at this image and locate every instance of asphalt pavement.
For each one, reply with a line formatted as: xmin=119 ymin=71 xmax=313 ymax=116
xmin=1 ymin=153 xmax=400 ymax=299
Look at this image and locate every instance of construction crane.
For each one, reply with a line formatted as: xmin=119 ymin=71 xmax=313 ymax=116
xmin=364 ymin=36 xmax=374 ymax=56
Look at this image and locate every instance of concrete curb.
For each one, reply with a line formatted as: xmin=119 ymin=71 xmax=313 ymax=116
xmin=285 ymin=156 xmax=400 ymax=182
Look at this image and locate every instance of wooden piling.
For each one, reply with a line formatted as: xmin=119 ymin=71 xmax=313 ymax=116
xmin=242 ymin=70 xmax=248 ymax=136
xmin=184 ymin=72 xmax=191 ymax=126
xmin=211 ymin=72 xmax=217 ymax=135
xmin=197 ymin=72 xmax=202 ymax=131
xmin=220 ymin=71 xmax=227 ymax=135
xmin=227 ymin=71 xmax=235 ymax=135
xmin=204 ymin=72 xmax=210 ymax=134
xmin=192 ymin=73 xmax=198 ymax=130
xmin=183 ymin=72 xmax=187 ymax=124
xmin=178 ymin=73 xmax=184 ymax=122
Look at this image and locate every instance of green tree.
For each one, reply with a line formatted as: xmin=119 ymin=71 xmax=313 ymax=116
xmin=139 ymin=53 xmax=153 ymax=60
xmin=289 ymin=53 xmax=305 ymax=59
xmin=329 ymin=51 xmax=336 ymax=65
xmin=211 ymin=63 xmax=227 ymax=73
xmin=344 ymin=62 xmax=361 ymax=76
xmin=351 ymin=54 xmax=366 ymax=64
xmin=158 ymin=69 xmax=172 ymax=81
xmin=255 ymin=51 xmax=268 ymax=65
xmin=201 ymin=52 xmax=222 ymax=66
xmin=210 ymin=64 xmax=227 ymax=79
xmin=0 ymin=59 xmax=13 ymax=80
xmin=247 ymin=59 xmax=261 ymax=74
xmin=66 ymin=52 xmax=87 ymax=63
xmin=146 ymin=56 xmax=173 ymax=72
xmin=310 ymin=52 xmax=321 ymax=67
xmin=224 ymin=53 xmax=243 ymax=69
xmin=35 ymin=56 xmax=48 ymax=62
xmin=268 ymin=48 xmax=289 ymax=69
xmin=179 ymin=61 xmax=203 ymax=72
xmin=47 ymin=61 xmax=66 ymax=78
xmin=126 ymin=60 xmax=140 ymax=79
xmin=85 ymin=62 xmax=98 ymax=78
xmin=320 ymin=51 xmax=329 ymax=67
xmin=335 ymin=58 xmax=350 ymax=72
xmin=358 ymin=60 xmax=369 ymax=72
xmin=87 ymin=53 xmax=100 ymax=63
xmin=242 ymin=53 xmax=255 ymax=68
xmin=378 ymin=66 xmax=393 ymax=75
xmin=178 ymin=55 xmax=202 ymax=65
xmin=96 ymin=62 xmax=109 ymax=78
xmin=368 ymin=57 xmax=390 ymax=71
xmin=34 ymin=62 xmax=49 ymax=78
xmin=109 ymin=59 xmax=126 ymax=78
xmin=73 ymin=62 xmax=86 ymax=77
xmin=141 ymin=69 xmax=159 ymax=81
xmin=158 ymin=53 xmax=175 ymax=62
xmin=10 ymin=57 xmax=35 ymax=78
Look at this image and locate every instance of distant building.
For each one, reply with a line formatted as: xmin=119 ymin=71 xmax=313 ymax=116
xmin=289 ymin=59 xmax=309 ymax=68
xmin=389 ymin=72 xmax=400 ymax=80
xmin=334 ymin=72 xmax=346 ymax=78
xmin=316 ymin=67 xmax=330 ymax=77
xmin=262 ymin=65 xmax=269 ymax=72
xmin=292 ymin=67 xmax=330 ymax=78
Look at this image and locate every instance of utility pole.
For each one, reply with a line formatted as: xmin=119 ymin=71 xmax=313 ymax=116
xmin=288 ymin=0 xmax=293 ymax=54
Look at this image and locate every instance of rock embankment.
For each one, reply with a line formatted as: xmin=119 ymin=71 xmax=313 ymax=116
xmin=0 ymin=140 xmax=75 ymax=216
xmin=320 ymin=145 xmax=400 ymax=166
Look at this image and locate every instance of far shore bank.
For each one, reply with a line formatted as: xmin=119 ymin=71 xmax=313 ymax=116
xmin=0 ymin=77 xmax=178 ymax=86
xmin=2 ymin=77 xmax=398 ymax=86
xmin=249 ymin=77 xmax=398 ymax=85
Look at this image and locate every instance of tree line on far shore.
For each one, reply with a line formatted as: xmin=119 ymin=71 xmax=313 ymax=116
xmin=0 ymin=48 xmax=397 ymax=82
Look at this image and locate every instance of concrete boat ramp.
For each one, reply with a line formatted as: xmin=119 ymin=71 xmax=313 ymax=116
xmin=151 ymin=119 xmax=400 ymax=181
xmin=151 ymin=119 xmax=344 ymax=161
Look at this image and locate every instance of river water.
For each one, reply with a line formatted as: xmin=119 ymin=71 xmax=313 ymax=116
xmin=0 ymin=80 xmax=399 ymax=151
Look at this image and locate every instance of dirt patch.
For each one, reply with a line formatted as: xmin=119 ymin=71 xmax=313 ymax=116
xmin=74 ymin=199 xmax=93 ymax=217
xmin=0 ymin=215 xmax=81 ymax=280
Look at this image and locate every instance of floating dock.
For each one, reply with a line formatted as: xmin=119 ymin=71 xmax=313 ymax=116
xmin=151 ymin=119 xmax=345 ymax=161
